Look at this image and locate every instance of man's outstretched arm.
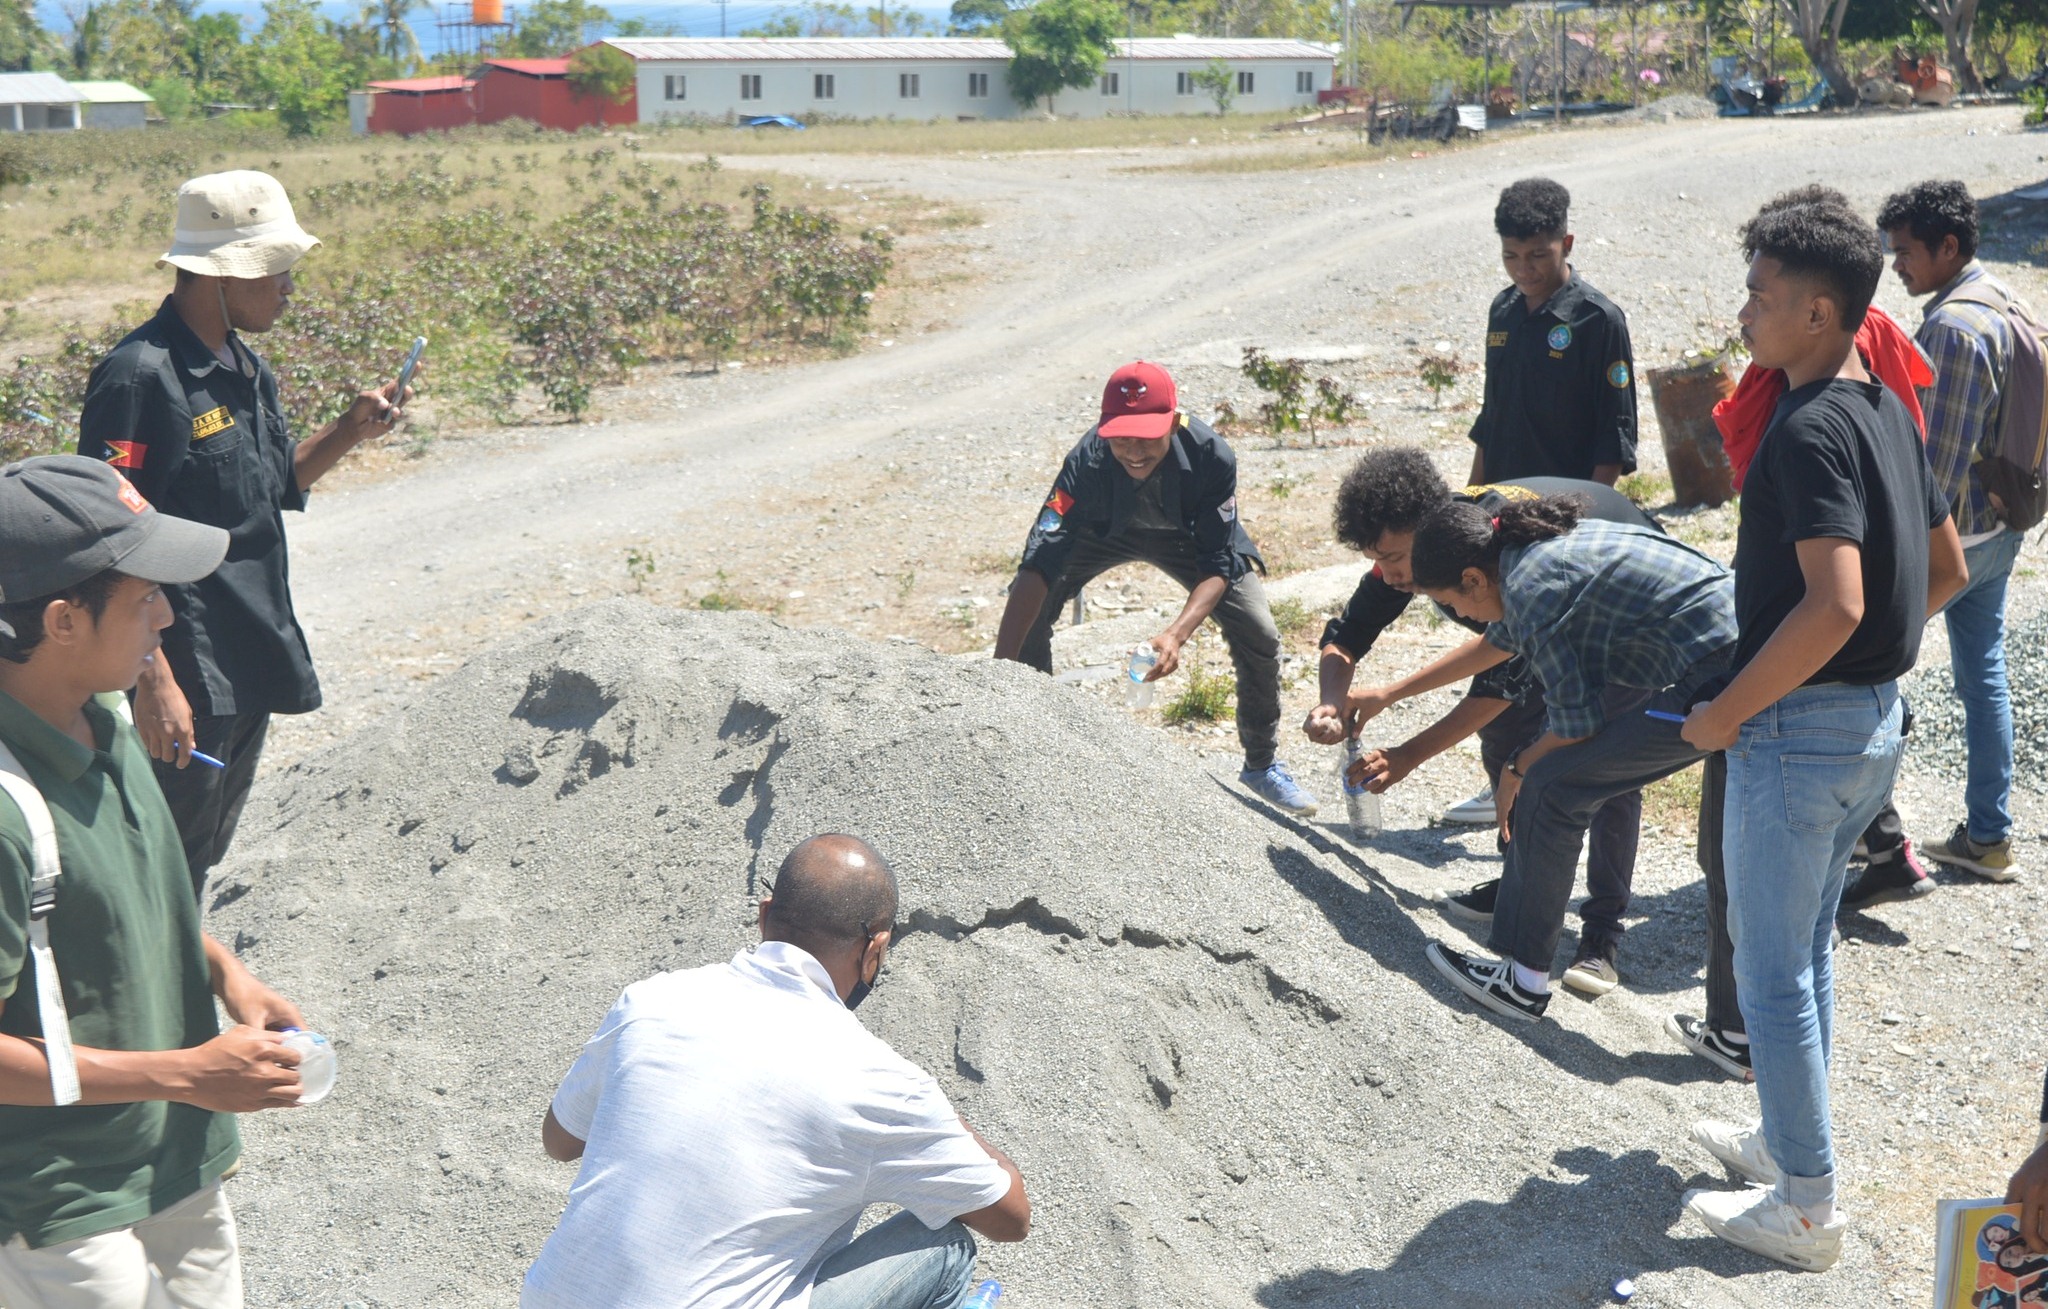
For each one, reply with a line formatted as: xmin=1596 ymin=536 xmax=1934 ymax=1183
xmin=954 ymin=1117 xmax=1030 ymax=1242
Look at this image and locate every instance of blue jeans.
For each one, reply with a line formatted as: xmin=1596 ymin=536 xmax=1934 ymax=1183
xmin=810 ymin=1213 xmax=980 ymax=1309
xmin=1943 ymin=529 xmax=2024 ymax=844
xmin=1724 ymin=682 xmax=1904 ymax=1209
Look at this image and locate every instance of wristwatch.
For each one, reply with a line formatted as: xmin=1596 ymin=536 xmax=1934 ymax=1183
xmin=1505 ymin=751 xmax=1525 ymax=780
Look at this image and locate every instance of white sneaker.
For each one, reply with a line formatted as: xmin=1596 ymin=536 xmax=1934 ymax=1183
xmin=1442 ymin=785 xmax=1496 ymax=826
xmin=1683 ymin=1185 xmax=1845 ymax=1272
xmin=1690 ymin=1119 xmax=1781 ymax=1186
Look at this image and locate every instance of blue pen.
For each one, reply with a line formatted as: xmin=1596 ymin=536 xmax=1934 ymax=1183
xmin=176 ymin=745 xmax=227 ymax=769
xmin=1644 ymin=709 xmax=1687 ymax=724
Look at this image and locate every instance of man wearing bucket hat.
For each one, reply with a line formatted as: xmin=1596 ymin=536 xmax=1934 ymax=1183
xmin=992 ymin=361 xmax=1317 ymax=815
xmin=0 ymin=456 xmax=311 ymax=1309
xmin=79 ymin=170 xmax=417 ymax=898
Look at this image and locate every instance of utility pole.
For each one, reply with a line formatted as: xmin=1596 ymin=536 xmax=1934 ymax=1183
xmin=1125 ymin=0 xmax=1134 ymax=112
xmin=1343 ymin=0 xmax=1353 ymax=89
xmin=719 ymin=0 xmax=727 ymax=36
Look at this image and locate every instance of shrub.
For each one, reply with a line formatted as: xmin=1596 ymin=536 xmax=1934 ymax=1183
xmin=1162 ymin=662 xmax=1235 ymax=725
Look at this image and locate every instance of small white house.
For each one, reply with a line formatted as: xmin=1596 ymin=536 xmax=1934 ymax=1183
xmin=0 ymin=72 xmax=86 ymax=132
xmin=71 ymin=80 xmax=155 ymax=129
xmin=603 ymin=36 xmax=1334 ymax=123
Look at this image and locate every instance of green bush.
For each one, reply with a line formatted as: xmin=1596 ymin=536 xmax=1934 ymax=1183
xmin=1162 ymin=663 xmax=1236 ymax=725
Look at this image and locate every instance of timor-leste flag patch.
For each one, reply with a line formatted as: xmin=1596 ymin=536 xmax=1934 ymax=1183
xmin=191 ymin=406 xmax=235 ymax=441
xmin=104 ymin=440 xmax=146 ymax=470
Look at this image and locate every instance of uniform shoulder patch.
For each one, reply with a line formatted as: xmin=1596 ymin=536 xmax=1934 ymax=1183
xmin=1546 ymin=324 xmax=1573 ymax=352
xmin=104 ymin=440 xmax=146 ymax=470
xmin=1608 ymin=361 xmax=1632 ymax=389
xmin=1459 ymin=483 xmax=1539 ymax=503
xmin=192 ymin=406 xmax=235 ymax=441
xmin=1217 ymin=494 xmax=1237 ymax=523
xmin=1486 ymin=332 xmax=1508 ymax=349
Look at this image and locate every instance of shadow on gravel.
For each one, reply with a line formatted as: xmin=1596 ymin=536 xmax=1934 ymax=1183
xmin=1255 ymin=1147 xmax=1775 ymax=1306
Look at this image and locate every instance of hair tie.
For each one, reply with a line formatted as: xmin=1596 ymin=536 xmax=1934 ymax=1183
xmin=1490 ymin=516 xmax=1501 ymax=531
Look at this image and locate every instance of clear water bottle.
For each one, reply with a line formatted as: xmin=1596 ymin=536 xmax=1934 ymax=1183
xmin=961 ymin=1281 xmax=1002 ymax=1309
xmin=279 ymin=1028 xmax=337 ymax=1106
xmin=1124 ymin=642 xmax=1159 ymax=709
xmin=1342 ymin=739 xmax=1383 ymax=839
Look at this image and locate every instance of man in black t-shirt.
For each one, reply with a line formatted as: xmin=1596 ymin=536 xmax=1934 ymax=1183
xmin=1675 ymin=195 xmax=1966 ymax=1273
xmin=1303 ymin=446 xmax=1653 ymax=993
xmin=1466 ymin=178 xmax=1638 ymax=487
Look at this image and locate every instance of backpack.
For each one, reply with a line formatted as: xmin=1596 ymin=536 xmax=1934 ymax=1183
xmin=1939 ymin=281 xmax=2048 ymax=532
xmin=0 ymin=739 xmax=81 ymax=1105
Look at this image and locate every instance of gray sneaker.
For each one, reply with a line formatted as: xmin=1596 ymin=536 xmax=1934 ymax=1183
xmin=1560 ymin=935 xmax=1618 ymax=997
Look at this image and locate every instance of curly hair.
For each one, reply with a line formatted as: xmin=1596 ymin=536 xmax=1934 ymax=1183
xmin=1495 ymin=178 xmax=1571 ymax=240
xmin=1331 ymin=446 xmax=1450 ymax=551
xmin=1876 ymin=179 xmax=1978 ymax=262
xmin=1740 ymin=196 xmax=1883 ymax=333
xmin=0 ymin=569 xmax=124 ymax=664
xmin=1409 ymin=495 xmax=1586 ymax=592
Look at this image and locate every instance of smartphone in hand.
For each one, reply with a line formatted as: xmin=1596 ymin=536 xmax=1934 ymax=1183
xmin=393 ymin=336 xmax=427 ymax=410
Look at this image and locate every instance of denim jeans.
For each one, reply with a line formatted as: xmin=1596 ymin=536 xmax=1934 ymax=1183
xmin=1944 ymin=528 xmax=2024 ymax=844
xmin=810 ymin=1213 xmax=980 ymax=1309
xmin=1725 ymin=682 xmax=1905 ymax=1210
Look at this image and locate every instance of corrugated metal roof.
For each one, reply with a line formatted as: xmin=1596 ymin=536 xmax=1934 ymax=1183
xmin=481 ymin=57 xmax=570 ymax=76
xmin=0 ymin=72 xmax=86 ymax=104
xmin=368 ymin=75 xmax=472 ymax=93
xmin=68 ymin=80 xmax=155 ymax=103
xmin=603 ymin=36 xmax=1332 ymax=62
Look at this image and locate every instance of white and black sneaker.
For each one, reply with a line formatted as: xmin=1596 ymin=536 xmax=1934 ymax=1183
xmin=1439 ymin=877 xmax=1500 ymax=927
xmin=1425 ymin=941 xmax=1549 ymax=1022
xmin=1666 ymin=1013 xmax=1754 ymax=1082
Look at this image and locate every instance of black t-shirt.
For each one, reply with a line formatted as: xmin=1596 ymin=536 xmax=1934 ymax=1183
xmin=1468 ymin=272 xmax=1638 ymax=481
xmin=1733 ymin=378 xmax=1949 ymax=684
xmin=1320 ymin=477 xmax=1654 ymax=702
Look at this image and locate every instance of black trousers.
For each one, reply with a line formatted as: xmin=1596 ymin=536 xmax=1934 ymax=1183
xmin=1018 ymin=533 xmax=1281 ymax=770
xmin=1476 ymin=692 xmax=1643 ymax=948
xmin=152 ymin=712 xmax=270 ymax=900
xmin=1698 ymin=751 xmax=1745 ymax=1035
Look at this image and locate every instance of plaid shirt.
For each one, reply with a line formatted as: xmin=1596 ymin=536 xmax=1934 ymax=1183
xmin=1485 ymin=521 xmax=1736 ymax=738
xmin=1921 ymin=262 xmax=2015 ymax=538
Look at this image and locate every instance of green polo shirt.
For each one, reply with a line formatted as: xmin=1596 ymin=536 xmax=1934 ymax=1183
xmin=0 ymin=689 xmax=238 ymax=1249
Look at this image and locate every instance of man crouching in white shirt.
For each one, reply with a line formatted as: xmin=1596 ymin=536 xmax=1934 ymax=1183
xmin=523 ymin=833 xmax=1031 ymax=1309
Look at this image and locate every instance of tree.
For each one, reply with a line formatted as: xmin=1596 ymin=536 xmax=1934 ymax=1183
xmin=247 ymin=0 xmax=354 ymax=133
xmin=1190 ymin=55 xmax=1234 ymax=110
xmin=1776 ymin=0 xmax=1854 ymax=105
xmin=184 ymin=10 xmax=242 ymax=99
xmin=0 ymin=0 xmax=47 ymax=70
xmin=1002 ymin=0 xmax=1119 ymax=112
xmin=508 ymin=0 xmax=610 ymax=57
xmin=359 ymin=0 xmax=428 ymax=65
xmin=947 ymin=0 xmax=1010 ymax=34
xmin=567 ymin=40 xmax=632 ymax=101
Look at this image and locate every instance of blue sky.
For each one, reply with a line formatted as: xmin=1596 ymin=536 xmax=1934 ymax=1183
xmin=35 ymin=0 xmax=956 ymax=57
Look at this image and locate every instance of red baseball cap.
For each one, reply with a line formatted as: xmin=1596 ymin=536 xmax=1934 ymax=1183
xmin=1098 ymin=360 xmax=1177 ymax=440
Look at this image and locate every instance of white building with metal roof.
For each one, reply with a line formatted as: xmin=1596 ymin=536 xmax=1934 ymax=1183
xmin=603 ymin=37 xmax=1334 ymax=122
xmin=70 ymin=80 xmax=155 ymax=130
xmin=0 ymin=72 xmax=86 ymax=132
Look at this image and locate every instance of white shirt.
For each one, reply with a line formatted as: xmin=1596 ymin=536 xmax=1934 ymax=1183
xmin=521 ymin=943 xmax=1010 ymax=1309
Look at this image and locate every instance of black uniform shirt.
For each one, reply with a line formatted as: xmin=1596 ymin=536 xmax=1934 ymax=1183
xmin=1020 ymin=415 xmax=1263 ymax=584
xmin=1468 ymin=272 xmax=1639 ymax=481
xmin=78 ymin=298 xmax=321 ymax=718
xmin=1320 ymin=477 xmax=1654 ymax=703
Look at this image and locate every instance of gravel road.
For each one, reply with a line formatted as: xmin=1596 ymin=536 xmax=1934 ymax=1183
xmin=228 ymin=107 xmax=2048 ymax=1300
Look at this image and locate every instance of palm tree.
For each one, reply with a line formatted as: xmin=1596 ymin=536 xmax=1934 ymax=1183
xmin=361 ymin=0 xmax=428 ymax=66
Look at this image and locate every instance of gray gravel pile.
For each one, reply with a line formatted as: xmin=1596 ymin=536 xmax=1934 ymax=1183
xmin=213 ymin=600 xmax=1885 ymax=1307
xmin=1904 ymin=610 xmax=2048 ymax=793
xmin=1613 ymin=94 xmax=1720 ymax=123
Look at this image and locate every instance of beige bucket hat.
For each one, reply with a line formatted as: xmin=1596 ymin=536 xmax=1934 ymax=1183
xmin=158 ymin=170 xmax=320 ymax=279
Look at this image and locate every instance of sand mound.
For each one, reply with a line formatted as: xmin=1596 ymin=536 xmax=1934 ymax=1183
xmin=211 ymin=601 xmax=1882 ymax=1306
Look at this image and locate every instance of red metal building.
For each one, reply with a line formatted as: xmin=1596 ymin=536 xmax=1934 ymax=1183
xmin=363 ymin=55 xmax=636 ymax=135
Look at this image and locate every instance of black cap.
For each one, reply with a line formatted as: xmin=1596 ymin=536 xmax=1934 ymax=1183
xmin=0 ymin=456 xmax=228 ymax=610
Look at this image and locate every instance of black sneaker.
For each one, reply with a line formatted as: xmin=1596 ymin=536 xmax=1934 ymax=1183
xmin=1839 ymin=836 xmax=1937 ymax=912
xmin=1665 ymin=1012 xmax=1754 ymax=1081
xmin=1561 ymin=933 xmax=1619 ymax=997
xmin=1439 ymin=877 xmax=1499 ymax=926
xmin=1425 ymin=941 xmax=1549 ymax=1022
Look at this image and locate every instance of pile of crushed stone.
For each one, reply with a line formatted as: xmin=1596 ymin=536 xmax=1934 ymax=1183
xmin=1616 ymin=93 xmax=1721 ymax=123
xmin=210 ymin=600 xmax=1885 ymax=1307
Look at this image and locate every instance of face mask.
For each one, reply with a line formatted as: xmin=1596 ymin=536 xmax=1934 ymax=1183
xmin=845 ymin=926 xmax=883 ymax=1011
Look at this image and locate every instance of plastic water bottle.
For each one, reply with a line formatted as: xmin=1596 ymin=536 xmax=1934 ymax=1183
xmin=1342 ymin=739 xmax=1383 ymax=839
xmin=279 ymin=1028 xmax=337 ymax=1105
xmin=961 ymin=1281 xmax=1002 ymax=1309
xmin=1124 ymin=642 xmax=1159 ymax=709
